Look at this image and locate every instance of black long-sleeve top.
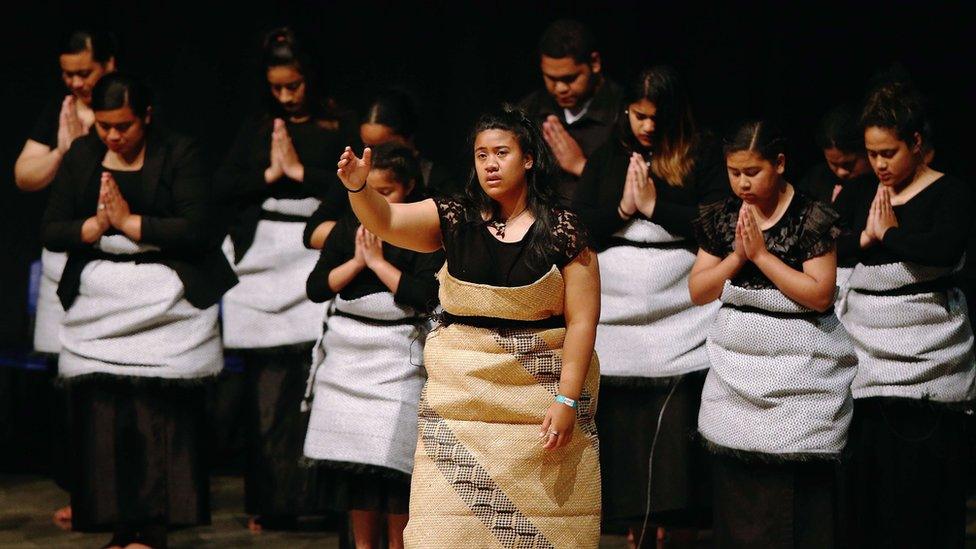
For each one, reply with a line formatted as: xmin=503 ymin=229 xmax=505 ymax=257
xmin=41 ymin=130 xmax=237 ymax=310
xmin=215 ymin=114 xmax=352 ymax=261
xmin=835 ymin=175 xmax=971 ymax=268
xmin=572 ymin=135 xmax=730 ymax=251
xmin=305 ymin=213 xmax=444 ymax=313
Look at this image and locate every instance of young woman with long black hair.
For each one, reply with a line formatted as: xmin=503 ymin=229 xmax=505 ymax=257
xmin=335 ymin=107 xmax=602 ymax=548
xmin=573 ymin=66 xmax=728 ymax=546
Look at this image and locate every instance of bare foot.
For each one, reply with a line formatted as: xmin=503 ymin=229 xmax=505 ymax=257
xmin=52 ymin=505 xmax=72 ymax=530
xmin=248 ymin=516 xmax=263 ymax=534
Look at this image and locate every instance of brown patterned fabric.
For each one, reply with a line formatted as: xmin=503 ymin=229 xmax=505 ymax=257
xmin=404 ymin=267 xmax=601 ymax=549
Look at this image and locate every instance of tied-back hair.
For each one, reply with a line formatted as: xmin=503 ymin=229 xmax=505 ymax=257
xmin=59 ymin=28 xmax=117 ymax=64
xmin=370 ymin=142 xmax=424 ymax=201
xmin=461 ymin=106 xmax=561 ymax=273
xmin=260 ymin=27 xmax=339 ymax=126
xmin=619 ymin=66 xmax=698 ymax=187
xmin=723 ymin=119 xmax=787 ymax=163
xmin=91 ymin=72 xmax=152 ymax=117
xmin=860 ymin=77 xmax=931 ymax=148
xmin=364 ymin=89 xmax=420 ymax=141
xmin=816 ymin=104 xmax=863 ymax=153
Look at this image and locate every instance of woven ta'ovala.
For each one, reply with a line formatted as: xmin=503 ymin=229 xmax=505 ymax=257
xmin=403 ymin=264 xmax=601 ymax=549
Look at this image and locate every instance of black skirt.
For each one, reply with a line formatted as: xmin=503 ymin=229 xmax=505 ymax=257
xmin=711 ymin=452 xmax=837 ymax=549
xmin=839 ymin=397 xmax=970 ymax=549
xmin=241 ymin=343 xmax=325 ymax=517
xmin=68 ymin=374 xmax=210 ymax=532
xmin=596 ymin=370 xmax=711 ymax=531
xmin=308 ymin=461 xmax=411 ymax=515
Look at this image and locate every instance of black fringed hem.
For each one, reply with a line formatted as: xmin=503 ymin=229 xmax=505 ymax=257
xmin=600 ymin=372 xmax=707 ymax=389
xmin=55 ymin=372 xmax=218 ymax=388
xmin=702 ymin=439 xmax=841 ymax=464
xmin=300 ymin=457 xmax=411 ymax=483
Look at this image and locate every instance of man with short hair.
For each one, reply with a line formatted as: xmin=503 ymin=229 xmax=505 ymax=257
xmin=518 ymin=19 xmax=623 ymax=205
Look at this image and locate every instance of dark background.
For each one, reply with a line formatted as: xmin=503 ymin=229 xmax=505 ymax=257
xmin=2 ymin=0 xmax=973 ymax=343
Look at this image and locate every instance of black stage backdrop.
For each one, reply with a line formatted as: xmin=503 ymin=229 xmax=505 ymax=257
xmin=1 ymin=0 xmax=973 ymax=343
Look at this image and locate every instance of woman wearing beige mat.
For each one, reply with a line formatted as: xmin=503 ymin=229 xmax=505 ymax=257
xmin=335 ymin=106 xmax=602 ymax=548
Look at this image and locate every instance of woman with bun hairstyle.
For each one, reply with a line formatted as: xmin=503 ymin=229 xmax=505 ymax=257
xmin=836 ymin=81 xmax=974 ymax=548
xmin=215 ymin=27 xmax=351 ymax=531
xmin=42 ymin=72 xmax=235 ymax=549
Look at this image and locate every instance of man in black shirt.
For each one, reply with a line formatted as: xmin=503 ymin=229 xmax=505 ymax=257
xmin=518 ymin=19 xmax=623 ymax=206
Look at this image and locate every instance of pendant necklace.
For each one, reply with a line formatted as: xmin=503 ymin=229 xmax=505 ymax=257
xmin=488 ymin=207 xmax=528 ymax=239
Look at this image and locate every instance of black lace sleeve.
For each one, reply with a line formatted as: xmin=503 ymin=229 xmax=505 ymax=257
xmin=552 ymin=208 xmax=590 ymax=267
xmin=797 ymin=200 xmax=841 ymax=261
xmin=693 ymin=198 xmax=735 ymax=257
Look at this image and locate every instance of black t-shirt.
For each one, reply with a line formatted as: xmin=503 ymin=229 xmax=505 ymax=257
xmin=29 ymin=95 xmax=63 ymax=149
xmin=835 ymin=174 xmax=971 ymax=268
xmin=305 ymin=212 xmax=444 ymax=312
xmin=573 ymin=134 xmax=730 ymax=249
xmin=434 ymin=197 xmax=588 ymax=287
xmin=694 ymin=192 xmax=839 ymax=289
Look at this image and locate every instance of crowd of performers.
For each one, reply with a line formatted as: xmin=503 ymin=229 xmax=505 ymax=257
xmin=5 ymin=17 xmax=973 ymax=549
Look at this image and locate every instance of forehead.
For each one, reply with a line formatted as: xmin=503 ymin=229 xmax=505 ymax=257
xmin=540 ymin=55 xmax=587 ymax=77
xmin=95 ymin=105 xmax=138 ymax=123
xmin=629 ymin=98 xmax=657 ymax=114
xmin=726 ymin=150 xmax=768 ymax=168
xmin=267 ymin=65 xmax=303 ymax=84
xmin=474 ymin=129 xmax=519 ymax=149
xmin=824 ymin=147 xmax=858 ymax=162
xmin=864 ymin=126 xmax=902 ymax=149
xmin=360 ymin=123 xmax=396 ymax=142
xmin=367 ymin=168 xmax=403 ymax=187
xmin=60 ymin=50 xmax=96 ymax=71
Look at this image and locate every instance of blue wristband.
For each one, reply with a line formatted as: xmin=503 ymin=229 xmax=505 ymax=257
xmin=555 ymin=394 xmax=578 ymax=409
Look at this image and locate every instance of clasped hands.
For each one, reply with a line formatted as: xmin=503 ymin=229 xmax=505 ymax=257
xmin=351 ymin=225 xmax=387 ymax=271
xmin=733 ymin=203 xmax=771 ymax=263
xmin=860 ymin=185 xmax=899 ymax=248
xmin=84 ymin=172 xmax=140 ymax=243
xmin=618 ymin=152 xmax=657 ymax=219
xmin=542 ymin=115 xmax=586 ymax=177
xmin=264 ymin=118 xmax=304 ymax=183
xmin=57 ymin=95 xmax=87 ymax=155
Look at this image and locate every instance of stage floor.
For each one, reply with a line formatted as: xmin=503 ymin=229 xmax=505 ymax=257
xmin=1 ymin=474 xmax=974 ymax=548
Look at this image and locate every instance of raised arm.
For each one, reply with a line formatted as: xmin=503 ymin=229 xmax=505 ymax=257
xmin=337 ymin=146 xmax=442 ymax=253
xmin=14 ymin=140 xmax=64 ymax=191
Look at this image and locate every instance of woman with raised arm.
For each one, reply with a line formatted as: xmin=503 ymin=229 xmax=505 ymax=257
xmin=836 ymin=81 xmax=975 ymax=548
xmin=215 ymin=27 xmax=350 ymax=531
xmin=572 ymin=65 xmax=728 ymax=546
xmin=41 ymin=73 xmax=235 ymax=549
xmin=688 ymin=120 xmax=855 ymax=547
xmin=336 ymin=107 xmax=601 ymax=548
xmin=302 ymin=143 xmax=443 ymax=549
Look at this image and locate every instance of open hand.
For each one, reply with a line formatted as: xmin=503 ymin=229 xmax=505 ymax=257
xmin=871 ymin=185 xmax=898 ymax=239
xmin=542 ymin=115 xmax=586 ymax=176
xmin=337 ymin=146 xmax=372 ymax=191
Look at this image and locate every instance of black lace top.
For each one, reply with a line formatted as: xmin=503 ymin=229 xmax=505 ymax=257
xmin=434 ymin=197 xmax=588 ymax=287
xmin=693 ymin=191 xmax=840 ymax=289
